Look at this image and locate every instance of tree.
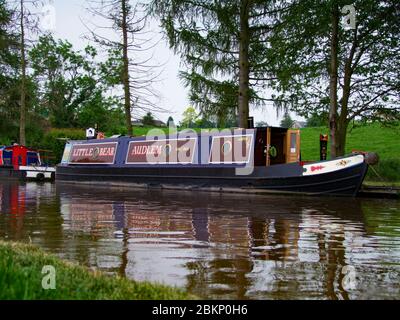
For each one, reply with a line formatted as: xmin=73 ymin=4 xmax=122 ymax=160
xmin=11 ymin=0 xmax=45 ymax=145
xmin=280 ymin=112 xmax=293 ymax=128
xmin=150 ymin=0 xmax=284 ymax=128
xmin=306 ymin=113 xmax=328 ymax=128
xmin=18 ymin=0 xmax=27 ymax=145
xmin=180 ymin=106 xmax=198 ymax=128
xmin=0 ymin=0 xmax=20 ymax=144
xmin=15 ymin=0 xmax=38 ymax=145
xmin=256 ymin=121 xmax=269 ymax=127
xmin=86 ymin=0 xmax=165 ymax=136
xmin=0 ymin=0 xmax=42 ymax=145
xmin=194 ymin=117 xmax=216 ymax=129
xmin=142 ymin=112 xmax=155 ymax=126
xmin=30 ymin=34 xmax=125 ymax=133
xmin=270 ymin=0 xmax=400 ymax=157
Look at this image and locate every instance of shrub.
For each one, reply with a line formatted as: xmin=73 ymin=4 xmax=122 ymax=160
xmin=40 ymin=128 xmax=85 ymax=164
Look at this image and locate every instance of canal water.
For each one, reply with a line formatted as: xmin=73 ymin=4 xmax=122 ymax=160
xmin=0 ymin=180 xmax=399 ymax=299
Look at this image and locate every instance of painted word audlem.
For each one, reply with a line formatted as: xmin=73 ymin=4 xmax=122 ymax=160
xmin=56 ymin=126 xmax=377 ymax=197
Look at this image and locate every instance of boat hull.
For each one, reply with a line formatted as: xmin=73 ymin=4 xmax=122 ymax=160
xmin=0 ymin=165 xmax=55 ymax=181
xmin=56 ymin=160 xmax=368 ymax=197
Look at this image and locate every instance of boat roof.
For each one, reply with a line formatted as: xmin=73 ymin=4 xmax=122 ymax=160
xmin=69 ymin=126 xmax=292 ymax=144
xmin=1 ymin=145 xmax=38 ymax=152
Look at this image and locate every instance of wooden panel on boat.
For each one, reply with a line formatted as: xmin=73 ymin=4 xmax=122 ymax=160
xmin=125 ymin=138 xmax=197 ymax=164
xmin=286 ymin=130 xmax=300 ymax=163
xmin=69 ymin=142 xmax=118 ymax=164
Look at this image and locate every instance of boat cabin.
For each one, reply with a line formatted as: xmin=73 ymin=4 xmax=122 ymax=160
xmin=254 ymin=127 xmax=300 ymax=166
xmin=0 ymin=145 xmax=41 ymax=167
xmin=60 ymin=127 xmax=300 ymax=167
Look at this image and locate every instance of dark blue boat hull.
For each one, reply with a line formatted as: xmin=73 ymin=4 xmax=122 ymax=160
xmin=56 ymin=161 xmax=368 ymax=197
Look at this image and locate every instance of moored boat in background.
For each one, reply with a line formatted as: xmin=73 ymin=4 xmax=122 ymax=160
xmin=0 ymin=145 xmax=55 ymax=181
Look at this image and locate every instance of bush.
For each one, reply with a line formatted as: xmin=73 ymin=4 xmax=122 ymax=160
xmin=40 ymin=128 xmax=85 ymax=164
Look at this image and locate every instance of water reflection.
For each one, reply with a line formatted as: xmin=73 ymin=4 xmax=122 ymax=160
xmin=0 ymin=180 xmax=399 ymax=299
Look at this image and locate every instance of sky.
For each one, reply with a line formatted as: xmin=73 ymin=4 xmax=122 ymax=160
xmin=42 ymin=0 xmax=289 ymax=126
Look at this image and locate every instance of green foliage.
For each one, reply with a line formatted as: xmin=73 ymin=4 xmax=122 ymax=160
xmin=0 ymin=0 xmax=18 ymax=74
xmin=0 ymin=241 xmax=192 ymax=300
xmin=270 ymin=0 xmax=400 ymax=127
xmin=142 ymin=112 xmax=155 ymax=126
xmin=194 ymin=117 xmax=217 ymax=129
xmin=150 ymin=0 xmax=279 ymax=123
xmin=0 ymin=0 xmax=22 ymax=144
xmin=280 ymin=112 xmax=293 ymax=128
xmin=180 ymin=106 xmax=198 ymax=128
xmin=29 ymin=35 xmax=125 ymax=131
xmin=40 ymin=128 xmax=86 ymax=164
xmin=306 ymin=113 xmax=328 ymax=128
xmin=256 ymin=121 xmax=269 ymax=127
xmin=0 ymin=77 xmax=44 ymax=146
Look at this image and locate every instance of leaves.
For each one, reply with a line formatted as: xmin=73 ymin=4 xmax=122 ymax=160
xmin=151 ymin=0 xmax=281 ymax=124
xmin=269 ymin=0 xmax=400 ymax=124
xmin=29 ymin=34 xmax=125 ymax=132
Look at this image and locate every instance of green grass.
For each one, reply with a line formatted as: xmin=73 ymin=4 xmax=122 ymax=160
xmin=299 ymin=123 xmax=400 ymax=161
xmin=299 ymin=123 xmax=400 ymax=182
xmin=0 ymin=241 xmax=194 ymax=300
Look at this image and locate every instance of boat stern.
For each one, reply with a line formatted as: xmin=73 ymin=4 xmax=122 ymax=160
xmin=19 ymin=166 xmax=56 ymax=181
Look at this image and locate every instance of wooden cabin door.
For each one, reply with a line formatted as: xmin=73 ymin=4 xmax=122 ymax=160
xmin=286 ymin=130 xmax=300 ymax=163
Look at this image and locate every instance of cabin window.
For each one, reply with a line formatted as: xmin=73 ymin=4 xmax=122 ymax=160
xmin=222 ymin=141 xmax=232 ymax=154
xmin=164 ymin=144 xmax=172 ymax=156
xmin=209 ymin=135 xmax=252 ymax=164
xmin=290 ymin=133 xmax=297 ymax=153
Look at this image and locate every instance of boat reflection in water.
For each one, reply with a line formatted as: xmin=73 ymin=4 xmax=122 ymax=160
xmin=54 ymin=183 xmax=400 ymax=300
xmin=1 ymin=181 xmax=399 ymax=299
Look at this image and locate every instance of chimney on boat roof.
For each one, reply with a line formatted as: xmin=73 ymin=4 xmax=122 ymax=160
xmin=247 ymin=117 xmax=254 ymax=129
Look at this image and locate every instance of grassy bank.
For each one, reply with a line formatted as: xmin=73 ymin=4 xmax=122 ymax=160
xmin=0 ymin=241 xmax=192 ymax=300
xmin=300 ymin=123 xmax=400 ymax=182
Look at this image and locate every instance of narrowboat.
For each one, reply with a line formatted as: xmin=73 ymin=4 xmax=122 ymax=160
xmin=0 ymin=145 xmax=55 ymax=181
xmin=56 ymin=127 xmax=375 ymax=197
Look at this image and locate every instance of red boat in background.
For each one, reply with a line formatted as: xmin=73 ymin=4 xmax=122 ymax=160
xmin=0 ymin=144 xmax=55 ymax=181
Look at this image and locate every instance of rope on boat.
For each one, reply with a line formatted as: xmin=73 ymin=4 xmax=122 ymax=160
xmin=368 ymin=165 xmax=395 ymax=192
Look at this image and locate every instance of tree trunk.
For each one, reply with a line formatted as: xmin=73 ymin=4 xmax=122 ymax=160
xmin=121 ymin=0 xmax=133 ymax=136
xmin=336 ymin=119 xmax=348 ymax=156
xmin=238 ymin=0 xmax=250 ymax=128
xmin=335 ymin=28 xmax=358 ymax=157
xmin=336 ymin=64 xmax=351 ymax=157
xmin=19 ymin=0 xmax=26 ymax=145
xmin=328 ymin=4 xmax=339 ymax=159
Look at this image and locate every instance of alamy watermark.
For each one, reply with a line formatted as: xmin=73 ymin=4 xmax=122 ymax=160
xmin=41 ymin=265 xmax=56 ymax=290
xmin=341 ymin=265 xmax=357 ymax=291
xmin=341 ymin=4 xmax=356 ymax=30
xmin=143 ymin=126 xmax=255 ymax=176
xmin=39 ymin=1 xmax=56 ymax=31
